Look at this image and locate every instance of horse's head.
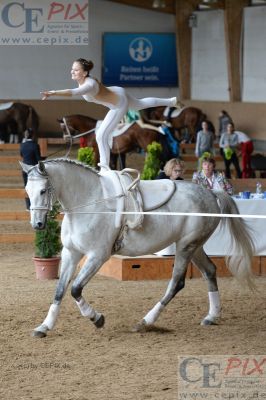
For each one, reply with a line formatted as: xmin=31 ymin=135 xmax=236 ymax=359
xmin=20 ymin=161 xmax=54 ymax=230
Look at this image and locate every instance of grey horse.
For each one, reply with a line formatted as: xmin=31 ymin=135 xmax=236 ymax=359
xmin=21 ymin=159 xmax=254 ymax=338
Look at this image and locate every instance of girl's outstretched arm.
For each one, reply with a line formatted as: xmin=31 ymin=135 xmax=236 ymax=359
xmin=40 ymin=90 xmax=72 ymax=100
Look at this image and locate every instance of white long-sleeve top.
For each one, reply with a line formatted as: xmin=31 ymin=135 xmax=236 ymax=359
xmin=234 ymin=131 xmax=251 ymax=143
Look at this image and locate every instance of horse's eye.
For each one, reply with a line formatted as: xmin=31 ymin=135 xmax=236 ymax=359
xmin=40 ymin=189 xmax=46 ymax=195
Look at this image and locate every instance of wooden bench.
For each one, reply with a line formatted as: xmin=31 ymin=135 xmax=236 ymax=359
xmin=0 ymin=156 xmax=21 ymax=163
xmin=0 ymin=188 xmax=25 ymax=198
xmin=0 ymin=144 xmax=20 ymax=151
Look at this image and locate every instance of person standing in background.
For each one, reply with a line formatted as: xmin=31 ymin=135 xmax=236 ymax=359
xmin=20 ymin=129 xmax=41 ymax=210
xmin=234 ymin=130 xmax=254 ymax=178
xmin=195 ymin=121 xmax=214 ymax=159
xmin=218 ymin=110 xmax=233 ymax=139
xmin=219 ymin=123 xmax=242 ymax=179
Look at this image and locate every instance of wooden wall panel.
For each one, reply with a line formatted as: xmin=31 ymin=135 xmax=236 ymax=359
xmin=224 ymin=0 xmax=249 ymax=101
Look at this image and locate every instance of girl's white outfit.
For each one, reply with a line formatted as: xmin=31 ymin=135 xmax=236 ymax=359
xmin=70 ymin=77 xmax=176 ymax=167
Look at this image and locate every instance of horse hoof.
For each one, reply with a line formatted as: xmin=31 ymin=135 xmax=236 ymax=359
xmin=200 ymin=318 xmax=218 ymax=326
xmin=93 ymin=314 xmax=105 ymax=329
xmin=32 ymin=329 xmax=47 ymax=338
xmin=131 ymin=319 xmax=147 ymax=333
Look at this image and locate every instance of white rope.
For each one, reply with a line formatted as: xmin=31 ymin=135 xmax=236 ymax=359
xmin=61 ymin=210 xmax=266 ymax=219
xmin=62 ymin=117 xmax=95 ymax=139
xmin=66 ymin=128 xmax=95 ymax=139
xmin=62 ymin=194 xmax=124 ymax=212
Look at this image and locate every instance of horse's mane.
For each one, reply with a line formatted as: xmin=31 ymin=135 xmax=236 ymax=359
xmin=29 ymin=158 xmax=99 ymax=177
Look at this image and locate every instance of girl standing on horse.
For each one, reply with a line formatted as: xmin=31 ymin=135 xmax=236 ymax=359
xmin=41 ymin=58 xmax=177 ymax=170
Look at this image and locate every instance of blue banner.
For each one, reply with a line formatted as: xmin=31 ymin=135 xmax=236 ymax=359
xmin=102 ymin=33 xmax=178 ymax=87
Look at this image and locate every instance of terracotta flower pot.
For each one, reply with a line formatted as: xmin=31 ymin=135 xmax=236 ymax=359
xmin=33 ymin=256 xmax=60 ymax=280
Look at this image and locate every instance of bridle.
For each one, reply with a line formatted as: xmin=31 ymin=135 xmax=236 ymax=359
xmin=28 ymin=176 xmax=56 ymax=212
xmin=60 ymin=117 xmax=96 ymax=158
xmin=62 ymin=117 xmax=96 ymax=139
xmin=28 ymin=170 xmax=125 ymax=216
xmin=44 ymin=118 xmax=96 ymax=160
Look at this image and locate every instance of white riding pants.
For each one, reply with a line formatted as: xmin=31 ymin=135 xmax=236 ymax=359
xmin=95 ymin=87 xmax=176 ymax=166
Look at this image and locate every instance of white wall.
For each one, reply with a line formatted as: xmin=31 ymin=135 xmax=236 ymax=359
xmin=243 ymin=6 xmax=266 ymax=102
xmin=191 ymin=10 xmax=229 ymax=101
xmin=0 ymin=0 xmax=177 ymax=100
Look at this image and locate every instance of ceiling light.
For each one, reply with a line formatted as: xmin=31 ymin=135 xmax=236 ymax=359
xmin=152 ymin=0 xmax=166 ymax=9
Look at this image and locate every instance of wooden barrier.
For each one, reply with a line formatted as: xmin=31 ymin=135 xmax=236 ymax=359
xmin=38 ymin=138 xmax=80 ymax=157
xmin=0 ymin=211 xmax=63 ymax=221
xmin=78 ymin=254 xmax=264 ymax=281
xmin=0 ymin=156 xmax=21 ymax=163
xmin=229 ymin=178 xmax=266 ymax=193
xmin=0 ymin=211 xmax=29 ymax=220
xmin=182 ymin=154 xmax=223 ymax=162
xmin=98 ymin=255 xmax=177 ymax=281
xmin=0 ymin=233 xmax=34 ymax=243
xmin=0 ymin=170 xmax=21 ymax=176
xmin=0 ymin=144 xmax=20 ymax=150
xmin=0 ymin=189 xmax=25 ymax=198
xmin=180 ymin=143 xmax=219 ymax=151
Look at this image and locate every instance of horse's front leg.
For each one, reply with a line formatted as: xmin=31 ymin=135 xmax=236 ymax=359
xmin=71 ymin=254 xmax=108 ymax=329
xmin=133 ymin=247 xmax=193 ymax=332
xmin=32 ymin=247 xmax=81 ymax=338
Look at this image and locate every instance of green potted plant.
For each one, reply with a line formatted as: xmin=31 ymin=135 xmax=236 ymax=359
xmin=33 ymin=201 xmax=62 ymax=280
xmin=77 ymin=146 xmax=96 ymax=167
xmin=141 ymin=141 xmax=163 ymax=180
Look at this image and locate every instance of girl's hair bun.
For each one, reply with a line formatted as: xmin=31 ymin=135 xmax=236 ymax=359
xmin=76 ymin=58 xmax=94 ymax=76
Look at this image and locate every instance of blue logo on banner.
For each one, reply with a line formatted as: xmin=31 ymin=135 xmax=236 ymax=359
xmin=102 ymin=32 xmax=178 ymax=87
xmin=129 ymin=37 xmax=153 ymax=62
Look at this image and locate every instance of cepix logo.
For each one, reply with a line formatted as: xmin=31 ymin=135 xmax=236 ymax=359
xmin=1 ymin=1 xmax=88 ymax=33
xmin=178 ymin=355 xmax=266 ymax=399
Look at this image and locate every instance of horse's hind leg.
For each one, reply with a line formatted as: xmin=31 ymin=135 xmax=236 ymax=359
xmin=133 ymin=248 xmax=192 ymax=332
xmin=32 ymin=247 xmax=81 ymax=338
xmin=192 ymin=247 xmax=221 ymax=325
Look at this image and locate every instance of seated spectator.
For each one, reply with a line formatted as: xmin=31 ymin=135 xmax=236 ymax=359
xmin=156 ymin=158 xmax=185 ymax=181
xmin=192 ymin=154 xmax=233 ymax=195
xmin=195 ymin=120 xmax=214 ymax=158
xmin=219 ymin=123 xmax=242 ymax=179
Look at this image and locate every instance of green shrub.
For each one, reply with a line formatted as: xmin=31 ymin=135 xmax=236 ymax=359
xmin=141 ymin=141 xmax=162 ymax=180
xmin=34 ymin=202 xmax=62 ymax=258
xmin=77 ymin=146 xmax=96 ymax=167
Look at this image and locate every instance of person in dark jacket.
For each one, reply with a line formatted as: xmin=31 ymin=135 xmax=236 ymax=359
xmin=156 ymin=158 xmax=185 ymax=180
xmin=20 ymin=129 xmax=41 ymax=209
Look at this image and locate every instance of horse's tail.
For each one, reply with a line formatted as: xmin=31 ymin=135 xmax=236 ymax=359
xmin=214 ymin=191 xmax=255 ymax=290
xmin=27 ymin=105 xmax=39 ymax=138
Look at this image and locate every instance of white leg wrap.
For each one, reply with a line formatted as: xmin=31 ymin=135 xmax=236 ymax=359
xmin=76 ymin=297 xmax=96 ymax=319
xmin=144 ymin=302 xmax=165 ymax=325
xmin=170 ymin=97 xmax=177 ymax=107
xmin=207 ymin=291 xmax=221 ymax=319
xmin=42 ymin=304 xmax=60 ymax=330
